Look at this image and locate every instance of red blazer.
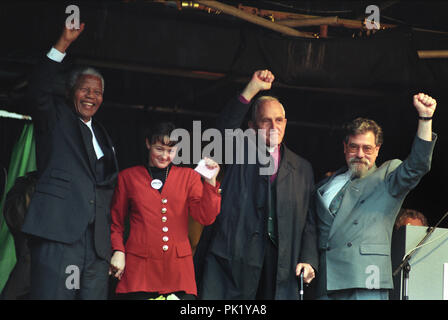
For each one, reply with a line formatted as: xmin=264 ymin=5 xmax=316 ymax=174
xmin=110 ymin=165 xmax=221 ymax=295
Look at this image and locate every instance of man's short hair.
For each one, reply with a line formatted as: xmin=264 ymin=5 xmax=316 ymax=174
xmin=251 ymin=96 xmax=285 ymax=123
xmin=395 ymin=208 xmax=428 ymax=230
xmin=343 ymin=117 xmax=383 ymax=146
xmin=66 ymin=67 xmax=105 ymax=95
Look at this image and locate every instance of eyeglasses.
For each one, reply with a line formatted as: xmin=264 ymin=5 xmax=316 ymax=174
xmin=347 ymin=143 xmax=376 ymax=155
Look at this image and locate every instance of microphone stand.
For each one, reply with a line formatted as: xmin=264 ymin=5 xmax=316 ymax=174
xmin=393 ymin=210 xmax=448 ymax=300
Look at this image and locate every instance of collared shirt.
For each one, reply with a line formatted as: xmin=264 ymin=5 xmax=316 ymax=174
xmin=269 ymin=145 xmax=280 ymax=183
xmin=321 ymin=170 xmax=352 ymax=210
xmin=82 ymin=119 xmax=104 ymax=159
xmin=47 ymin=47 xmax=66 ymax=62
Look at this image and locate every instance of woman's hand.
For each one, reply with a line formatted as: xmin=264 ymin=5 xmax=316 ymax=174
xmin=109 ymin=250 xmax=125 ymax=280
xmin=202 ymin=157 xmax=220 ymax=187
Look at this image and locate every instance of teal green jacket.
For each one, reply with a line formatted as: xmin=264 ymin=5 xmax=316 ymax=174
xmin=312 ymin=134 xmax=436 ymax=296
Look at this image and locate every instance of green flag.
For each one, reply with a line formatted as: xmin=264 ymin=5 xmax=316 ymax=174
xmin=0 ymin=122 xmax=36 ymax=294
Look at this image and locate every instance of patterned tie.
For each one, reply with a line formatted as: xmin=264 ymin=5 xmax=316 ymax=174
xmin=328 ymin=179 xmax=351 ymax=217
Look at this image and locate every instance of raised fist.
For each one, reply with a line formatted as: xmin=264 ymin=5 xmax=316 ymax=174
xmin=251 ymin=69 xmax=275 ymax=91
xmin=241 ymin=69 xmax=275 ymax=101
xmin=54 ymin=22 xmax=85 ymax=53
xmin=413 ymin=93 xmax=436 ymax=118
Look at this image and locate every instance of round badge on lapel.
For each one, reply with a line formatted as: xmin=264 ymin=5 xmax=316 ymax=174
xmin=151 ymin=179 xmax=163 ymax=190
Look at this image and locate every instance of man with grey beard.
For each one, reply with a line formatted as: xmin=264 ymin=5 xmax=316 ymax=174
xmin=306 ymin=93 xmax=437 ymax=300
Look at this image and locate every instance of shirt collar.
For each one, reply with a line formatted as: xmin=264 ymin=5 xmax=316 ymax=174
xmin=81 ymin=118 xmax=93 ymax=129
xmin=267 ymin=144 xmax=278 ymax=153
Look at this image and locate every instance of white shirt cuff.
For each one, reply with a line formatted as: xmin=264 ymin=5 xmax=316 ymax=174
xmin=46 ymin=47 xmax=66 ymax=63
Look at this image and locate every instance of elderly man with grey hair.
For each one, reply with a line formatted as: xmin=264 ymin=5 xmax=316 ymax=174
xmin=22 ymin=22 xmax=119 ymax=299
xmin=195 ymin=70 xmax=317 ymax=300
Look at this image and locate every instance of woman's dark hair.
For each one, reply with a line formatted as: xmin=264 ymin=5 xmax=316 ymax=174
xmin=145 ymin=122 xmax=177 ymax=147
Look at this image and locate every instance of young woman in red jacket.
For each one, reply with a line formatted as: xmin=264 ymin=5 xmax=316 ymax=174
xmin=109 ymin=122 xmax=221 ymax=299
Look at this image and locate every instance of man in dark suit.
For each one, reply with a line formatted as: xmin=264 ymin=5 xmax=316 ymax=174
xmin=196 ymin=70 xmax=317 ymax=300
xmin=309 ymin=94 xmax=437 ymax=299
xmin=22 ymin=23 xmax=118 ymax=299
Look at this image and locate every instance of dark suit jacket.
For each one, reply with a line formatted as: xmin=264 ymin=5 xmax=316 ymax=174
xmin=22 ymin=56 xmax=118 ymax=261
xmin=196 ymin=96 xmax=317 ymax=300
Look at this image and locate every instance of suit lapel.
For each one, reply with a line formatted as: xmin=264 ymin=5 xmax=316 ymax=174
xmin=316 ymin=167 xmax=347 ymax=205
xmin=327 ymin=164 xmax=377 ymax=241
xmin=77 ymin=119 xmax=97 ymax=178
xmin=92 ymin=119 xmax=119 ymax=186
xmin=275 ymin=145 xmax=295 ymax=185
xmin=327 ymin=180 xmax=363 ymax=241
xmin=314 ymin=168 xmax=345 ymax=227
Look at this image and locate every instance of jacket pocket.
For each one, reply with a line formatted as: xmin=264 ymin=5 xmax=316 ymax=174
xmin=126 ymin=247 xmax=148 ymax=258
xmin=359 ymin=244 xmax=390 ymax=256
xmin=176 ymin=241 xmax=192 ymax=258
xmin=35 ymin=182 xmax=69 ymax=199
xmin=50 ymin=168 xmax=71 ymax=182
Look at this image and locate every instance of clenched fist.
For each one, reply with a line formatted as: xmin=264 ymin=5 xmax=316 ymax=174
xmin=54 ymin=22 xmax=85 ymax=54
xmin=241 ymin=69 xmax=275 ymax=102
xmin=413 ymin=93 xmax=436 ymax=118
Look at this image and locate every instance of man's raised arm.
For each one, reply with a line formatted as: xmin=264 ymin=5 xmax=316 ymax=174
xmin=216 ymin=69 xmax=275 ymax=132
xmin=413 ymin=93 xmax=436 ymax=142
